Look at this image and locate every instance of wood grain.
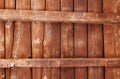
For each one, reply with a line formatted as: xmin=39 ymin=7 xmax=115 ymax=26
xmin=0 ymin=58 xmax=119 ymax=68
xmin=10 ymin=0 xmax=31 ymax=79
xmin=31 ymin=0 xmax=45 ymax=79
xmin=42 ymin=0 xmax=61 ymax=79
xmin=0 ymin=9 xmax=120 ymax=23
xmin=74 ymin=0 xmax=88 ymax=79
xmin=61 ymin=0 xmax=74 ymax=79
xmin=88 ymin=0 xmax=104 ymax=79
xmin=0 ymin=0 xmax=5 ymax=79
xmin=5 ymin=0 xmax=15 ymax=79
xmin=104 ymin=0 xmax=120 ymax=79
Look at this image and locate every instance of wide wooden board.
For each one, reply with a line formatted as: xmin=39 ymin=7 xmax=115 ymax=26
xmin=104 ymin=0 xmax=120 ymax=79
xmin=74 ymin=0 xmax=88 ymax=79
xmin=88 ymin=0 xmax=104 ymax=79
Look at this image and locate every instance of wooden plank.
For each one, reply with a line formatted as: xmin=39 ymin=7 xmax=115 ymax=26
xmin=74 ymin=0 xmax=88 ymax=79
xmin=88 ymin=0 xmax=104 ymax=79
xmin=0 ymin=0 xmax=5 ymax=79
xmin=10 ymin=0 xmax=31 ymax=79
xmin=5 ymin=0 xmax=15 ymax=79
xmin=61 ymin=0 xmax=74 ymax=79
xmin=42 ymin=0 xmax=61 ymax=79
xmin=0 ymin=58 xmax=119 ymax=68
xmin=31 ymin=0 xmax=45 ymax=79
xmin=0 ymin=9 xmax=120 ymax=23
xmin=104 ymin=0 xmax=120 ymax=79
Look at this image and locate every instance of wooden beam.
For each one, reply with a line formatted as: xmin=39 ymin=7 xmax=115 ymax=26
xmin=0 ymin=9 xmax=120 ymax=23
xmin=0 ymin=58 xmax=120 ymax=68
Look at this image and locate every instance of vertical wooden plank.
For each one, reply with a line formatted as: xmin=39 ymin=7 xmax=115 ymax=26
xmin=0 ymin=0 xmax=5 ymax=79
xmin=104 ymin=0 xmax=120 ymax=79
xmin=5 ymin=0 xmax=15 ymax=79
xmin=61 ymin=0 xmax=74 ymax=79
xmin=88 ymin=0 xmax=104 ymax=79
xmin=10 ymin=0 xmax=31 ymax=79
xmin=31 ymin=0 xmax=45 ymax=79
xmin=74 ymin=0 xmax=88 ymax=79
xmin=42 ymin=0 xmax=60 ymax=79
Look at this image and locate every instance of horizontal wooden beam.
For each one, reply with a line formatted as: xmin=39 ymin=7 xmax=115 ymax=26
xmin=0 ymin=9 xmax=120 ymax=23
xmin=0 ymin=58 xmax=120 ymax=68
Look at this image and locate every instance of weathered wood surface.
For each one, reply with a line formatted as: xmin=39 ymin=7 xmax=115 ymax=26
xmin=74 ymin=0 xmax=88 ymax=79
xmin=0 ymin=9 xmax=120 ymax=23
xmin=10 ymin=0 xmax=31 ymax=79
xmin=31 ymin=0 xmax=45 ymax=79
xmin=104 ymin=0 xmax=120 ymax=79
xmin=42 ymin=0 xmax=61 ymax=79
xmin=5 ymin=0 xmax=15 ymax=79
xmin=88 ymin=0 xmax=104 ymax=79
xmin=61 ymin=0 xmax=74 ymax=79
xmin=0 ymin=0 xmax=120 ymax=79
xmin=0 ymin=0 xmax=5 ymax=79
xmin=0 ymin=58 xmax=119 ymax=68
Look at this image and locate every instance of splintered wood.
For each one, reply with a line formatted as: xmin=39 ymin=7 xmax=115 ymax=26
xmin=0 ymin=0 xmax=119 ymax=79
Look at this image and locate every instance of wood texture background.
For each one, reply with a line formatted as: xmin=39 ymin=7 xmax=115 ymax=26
xmin=0 ymin=0 xmax=119 ymax=79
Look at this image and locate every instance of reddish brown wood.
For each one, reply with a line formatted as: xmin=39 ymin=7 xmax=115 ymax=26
xmin=61 ymin=0 xmax=74 ymax=79
xmin=42 ymin=0 xmax=61 ymax=79
xmin=0 ymin=9 xmax=120 ymax=23
xmin=74 ymin=0 xmax=88 ymax=79
xmin=0 ymin=1 xmax=119 ymax=79
xmin=104 ymin=0 xmax=120 ymax=79
xmin=31 ymin=0 xmax=45 ymax=79
xmin=10 ymin=0 xmax=31 ymax=79
xmin=0 ymin=58 xmax=119 ymax=68
xmin=5 ymin=0 xmax=15 ymax=79
xmin=88 ymin=0 xmax=104 ymax=79
xmin=0 ymin=0 xmax=5 ymax=79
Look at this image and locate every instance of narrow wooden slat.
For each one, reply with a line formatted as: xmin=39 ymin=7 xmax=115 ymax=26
xmin=42 ymin=0 xmax=61 ymax=79
xmin=88 ymin=0 xmax=104 ymax=79
xmin=74 ymin=0 xmax=88 ymax=79
xmin=0 ymin=0 xmax=5 ymax=79
xmin=61 ymin=0 xmax=74 ymax=79
xmin=104 ymin=0 xmax=120 ymax=79
xmin=0 ymin=58 xmax=119 ymax=68
xmin=10 ymin=0 xmax=31 ymax=79
xmin=0 ymin=9 xmax=120 ymax=23
xmin=5 ymin=0 xmax=15 ymax=79
xmin=31 ymin=0 xmax=45 ymax=79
